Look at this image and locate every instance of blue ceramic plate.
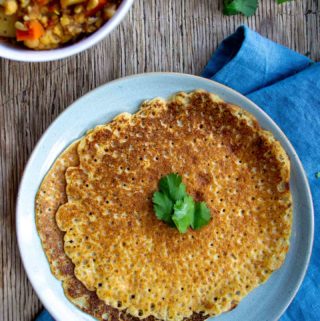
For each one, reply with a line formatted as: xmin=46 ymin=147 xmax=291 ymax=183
xmin=16 ymin=73 xmax=314 ymax=321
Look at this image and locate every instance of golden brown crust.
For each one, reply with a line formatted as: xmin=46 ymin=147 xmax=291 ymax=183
xmin=36 ymin=142 xmax=107 ymax=320
xmin=35 ymin=141 xmax=79 ymax=280
xmin=35 ymin=124 xmax=208 ymax=321
xmin=54 ymin=90 xmax=292 ymax=321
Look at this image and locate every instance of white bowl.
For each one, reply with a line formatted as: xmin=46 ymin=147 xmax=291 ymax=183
xmin=0 ymin=0 xmax=134 ymax=62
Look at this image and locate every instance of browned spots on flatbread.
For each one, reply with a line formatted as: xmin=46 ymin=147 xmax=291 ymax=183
xmin=35 ymin=142 xmax=79 ymax=280
xmin=35 ymin=130 xmax=209 ymax=321
xmin=54 ymin=90 xmax=292 ymax=321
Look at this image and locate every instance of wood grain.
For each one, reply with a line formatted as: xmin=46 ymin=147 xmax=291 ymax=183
xmin=0 ymin=0 xmax=319 ymax=320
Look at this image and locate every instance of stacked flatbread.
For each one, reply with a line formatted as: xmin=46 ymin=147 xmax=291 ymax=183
xmin=36 ymin=90 xmax=292 ymax=321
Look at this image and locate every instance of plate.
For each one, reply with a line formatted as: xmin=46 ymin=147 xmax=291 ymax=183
xmin=16 ymin=73 xmax=314 ymax=321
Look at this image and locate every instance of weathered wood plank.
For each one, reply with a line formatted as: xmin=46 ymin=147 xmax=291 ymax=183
xmin=0 ymin=0 xmax=319 ymax=320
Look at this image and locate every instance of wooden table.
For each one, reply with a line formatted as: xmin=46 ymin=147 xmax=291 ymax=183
xmin=0 ymin=0 xmax=319 ymax=320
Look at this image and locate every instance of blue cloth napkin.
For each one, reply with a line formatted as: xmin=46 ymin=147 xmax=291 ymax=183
xmin=36 ymin=25 xmax=320 ymax=321
xmin=203 ymin=25 xmax=319 ymax=321
xmin=35 ymin=310 xmax=55 ymax=321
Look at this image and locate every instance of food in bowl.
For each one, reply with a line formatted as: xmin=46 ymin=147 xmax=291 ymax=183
xmin=36 ymin=90 xmax=292 ymax=320
xmin=0 ymin=0 xmax=121 ymax=49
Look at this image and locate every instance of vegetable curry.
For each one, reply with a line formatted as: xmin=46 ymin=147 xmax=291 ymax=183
xmin=0 ymin=0 xmax=121 ymax=49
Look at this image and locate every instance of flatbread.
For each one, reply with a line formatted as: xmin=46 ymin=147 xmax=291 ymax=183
xmin=36 ymin=142 xmax=109 ymax=320
xmin=55 ymin=90 xmax=292 ymax=321
xmin=35 ymin=132 xmax=208 ymax=321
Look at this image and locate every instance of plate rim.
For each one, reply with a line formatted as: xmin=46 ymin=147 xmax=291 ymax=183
xmin=16 ymin=72 xmax=314 ymax=321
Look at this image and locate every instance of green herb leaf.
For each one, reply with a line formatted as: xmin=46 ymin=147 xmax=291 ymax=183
xmin=315 ymin=172 xmax=320 ymax=179
xmin=152 ymin=191 xmax=174 ymax=226
xmin=224 ymin=0 xmax=258 ymax=16
xmin=276 ymin=0 xmax=292 ymax=4
xmin=152 ymin=173 xmax=211 ymax=233
xmin=192 ymin=202 xmax=212 ymax=230
xmin=159 ymin=173 xmax=187 ymax=201
xmin=172 ymin=196 xmax=195 ymax=233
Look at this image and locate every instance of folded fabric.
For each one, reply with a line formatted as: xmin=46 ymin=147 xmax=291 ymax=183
xmin=35 ymin=310 xmax=55 ymax=321
xmin=203 ymin=25 xmax=319 ymax=321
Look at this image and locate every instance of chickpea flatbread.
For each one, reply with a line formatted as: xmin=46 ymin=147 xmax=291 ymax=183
xmin=35 ymin=132 xmax=208 ymax=321
xmin=53 ymin=90 xmax=292 ymax=321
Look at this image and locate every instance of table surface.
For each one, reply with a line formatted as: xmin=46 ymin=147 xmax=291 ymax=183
xmin=0 ymin=0 xmax=319 ymax=320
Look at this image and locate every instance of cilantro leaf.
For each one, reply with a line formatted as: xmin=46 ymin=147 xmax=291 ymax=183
xmin=224 ymin=0 xmax=259 ymax=16
xmin=315 ymin=172 xmax=320 ymax=179
xmin=152 ymin=173 xmax=211 ymax=233
xmin=159 ymin=173 xmax=187 ymax=201
xmin=152 ymin=191 xmax=174 ymax=226
xmin=172 ymin=196 xmax=195 ymax=233
xmin=276 ymin=0 xmax=292 ymax=3
xmin=192 ymin=202 xmax=211 ymax=230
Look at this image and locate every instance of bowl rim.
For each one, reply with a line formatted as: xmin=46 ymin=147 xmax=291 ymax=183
xmin=16 ymin=72 xmax=314 ymax=321
xmin=0 ymin=0 xmax=134 ymax=62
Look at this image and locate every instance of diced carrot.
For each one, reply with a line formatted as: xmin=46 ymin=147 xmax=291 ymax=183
xmin=29 ymin=20 xmax=45 ymax=38
xmin=86 ymin=0 xmax=107 ymax=16
xmin=16 ymin=20 xmax=45 ymax=41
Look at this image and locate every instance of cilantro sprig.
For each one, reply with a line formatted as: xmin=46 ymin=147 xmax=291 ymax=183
xmin=152 ymin=173 xmax=211 ymax=233
xmin=224 ymin=0 xmax=292 ymax=17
